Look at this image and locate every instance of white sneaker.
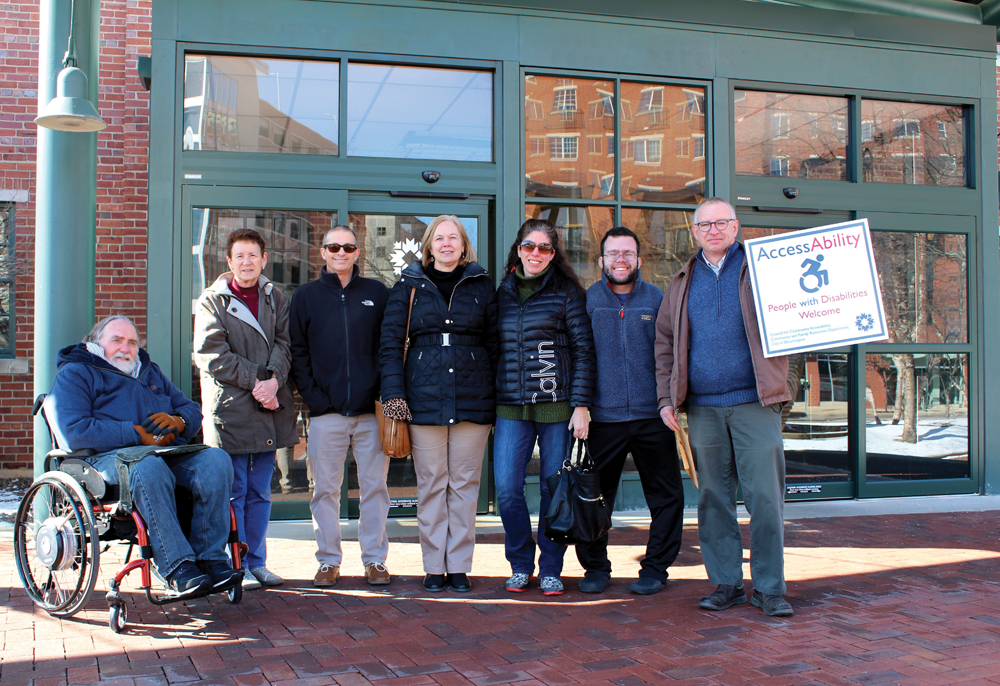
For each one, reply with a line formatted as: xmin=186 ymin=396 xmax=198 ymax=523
xmin=242 ymin=572 xmax=262 ymax=590
xmin=251 ymin=567 xmax=284 ymax=587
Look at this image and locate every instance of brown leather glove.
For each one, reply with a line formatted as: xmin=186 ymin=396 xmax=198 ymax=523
xmin=134 ymin=424 xmax=175 ymax=446
xmin=142 ymin=412 xmax=185 ymax=437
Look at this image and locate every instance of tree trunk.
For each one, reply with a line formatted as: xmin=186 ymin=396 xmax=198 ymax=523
xmin=894 ymin=353 xmax=917 ymax=444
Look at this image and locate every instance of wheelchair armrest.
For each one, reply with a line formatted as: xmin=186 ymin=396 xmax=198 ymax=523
xmin=45 ymin=448 xmax=96 ymax=472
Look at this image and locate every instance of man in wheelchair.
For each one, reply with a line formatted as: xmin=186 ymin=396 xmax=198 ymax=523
xmin=44 ymin=315 xmax=240 ymax=597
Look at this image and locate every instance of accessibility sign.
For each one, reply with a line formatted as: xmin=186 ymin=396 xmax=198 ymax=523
xmin=744 ymin=218 xmax=887 ymax=357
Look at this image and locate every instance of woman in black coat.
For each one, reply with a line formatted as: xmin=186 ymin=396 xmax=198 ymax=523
xmin=493 ymin=218 xmax=595 ymax=596
xmin=380 ymin=215 xmax=498 ymax=593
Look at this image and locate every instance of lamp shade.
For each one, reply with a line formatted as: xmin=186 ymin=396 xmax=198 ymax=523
xmin=35 ymin=66 xmax=107 ymax=132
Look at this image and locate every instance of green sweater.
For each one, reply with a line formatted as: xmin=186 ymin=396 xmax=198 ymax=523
xmin=496 ymin=265 xmax=572 ymax=423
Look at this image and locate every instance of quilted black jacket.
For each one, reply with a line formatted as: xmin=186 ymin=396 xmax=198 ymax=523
xmin=379 ymin=261 xmax=499 ymax=426
xmin=495 ymin=269 xmax=595 ymax=408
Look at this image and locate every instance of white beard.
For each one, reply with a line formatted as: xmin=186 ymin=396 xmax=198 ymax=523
xmin=109 ymin=354 xmax=138 ymax=375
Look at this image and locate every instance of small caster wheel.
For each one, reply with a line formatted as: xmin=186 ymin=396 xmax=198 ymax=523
xmin=228 ymin=579 xmax=243 ymax=604
xmin=109 ymin=600 xmax=128 ymax=634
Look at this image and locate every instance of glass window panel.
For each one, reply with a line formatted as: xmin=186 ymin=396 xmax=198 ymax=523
xmin=348 ymin=64 xmax=492 ymax=161
xmin=860 ymin=100 xmax=966 ymax=186
xmin=621 ymin=83 xmax=706 ymax=202
xmin=871 ymin=231 xmax=967 ymax=344
xmin=524 ymin=204 xmax=614 ymax=285
xmin=182 ymin=55 xmax=339 ymax=154
xmin=865 ymin=353 xmax=969 ymax=481
xmin=783 ymin=352 xmax=852 ymax=484
xmin=191 ymin=208 xmax=337 ymax=315
xmin=347 ymin=213 xmax=479 ymax=289
xmin=619 ymin=208 xmax=697 ymax=293
xmin=734 ymin=91 xmax=848 ymax=180
xmin=525 ymin=76 xmax=615 ymax=200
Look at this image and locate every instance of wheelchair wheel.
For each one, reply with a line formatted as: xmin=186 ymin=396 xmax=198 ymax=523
xmin=13 ymin=471 xmax=100 ymax=618
xmin=108 ymin=598 xmax=128 ymax=634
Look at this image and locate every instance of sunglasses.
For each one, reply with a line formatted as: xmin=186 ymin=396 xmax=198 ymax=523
xmin=323 ymin=243 xmax=358 ymax=253
xmin=519 ymin=240 xmax=554 ymax=255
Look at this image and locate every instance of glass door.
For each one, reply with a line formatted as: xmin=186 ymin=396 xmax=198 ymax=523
xmin=344 ymin=197 xmax=492 ymax=517
xmin=181 ymin=188 xmax=493 ymax=519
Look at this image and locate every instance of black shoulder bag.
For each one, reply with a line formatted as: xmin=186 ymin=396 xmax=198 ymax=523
xmin=543 ymin=436 xmax=612 ymax=545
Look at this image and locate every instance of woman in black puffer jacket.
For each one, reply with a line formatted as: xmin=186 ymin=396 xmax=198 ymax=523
xmin=494 ymin=218 xmax=595 ymax=597
xmin=380 ymin=215 xmax=498 ymax=593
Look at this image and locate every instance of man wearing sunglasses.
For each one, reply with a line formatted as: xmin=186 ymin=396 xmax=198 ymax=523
xmin=578 ymin=227 xmax=685 ymax=596
xmin=654 ymin=198 xmax=794 ymax=617
xmin=289 ymin=225 xmax=392 ymax=589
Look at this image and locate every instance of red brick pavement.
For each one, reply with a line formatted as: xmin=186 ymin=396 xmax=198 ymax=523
xmin=3 ymin=511 xmax=1000 ymax=685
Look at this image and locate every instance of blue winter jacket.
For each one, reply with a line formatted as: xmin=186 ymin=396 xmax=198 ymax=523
xmin=586 ymin=271 xmax=663 ymax=423
xmin=44 ymin=344 xmax=202 ymax=453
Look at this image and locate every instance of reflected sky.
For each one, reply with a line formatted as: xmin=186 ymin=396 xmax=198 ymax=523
xmin=348 ymin=64 xmax=492 ymax=161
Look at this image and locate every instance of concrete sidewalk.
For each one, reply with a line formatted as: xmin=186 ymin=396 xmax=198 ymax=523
xmin=3 ymin=496 xmax=1000 ymax=685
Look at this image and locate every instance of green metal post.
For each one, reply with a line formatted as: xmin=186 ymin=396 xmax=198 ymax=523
xmin=33 ymin=0 xmax=99 ymax=475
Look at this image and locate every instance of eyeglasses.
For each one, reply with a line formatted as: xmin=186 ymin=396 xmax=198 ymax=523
xmin=323 ymin=243 xmax=358 ymax=253
xmin=693 ymin=219 xmax=735 ymax=233
xmin=520 ymin=240 xmax=554 ymax=255
xmin=603 ymin=251 xmax=637 ymax=262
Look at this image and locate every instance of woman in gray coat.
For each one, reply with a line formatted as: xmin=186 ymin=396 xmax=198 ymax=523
xmin=193 ymin=228 xmax=298 ymax=590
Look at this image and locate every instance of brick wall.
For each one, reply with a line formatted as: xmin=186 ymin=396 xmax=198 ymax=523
xmin=0 ymin=1 xmax=152 ymax=471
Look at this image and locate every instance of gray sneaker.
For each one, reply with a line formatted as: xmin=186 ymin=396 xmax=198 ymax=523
xmin=250 ymin=567 xmax=284 ymax=586
xmin=505 ymin=572 xmax=531 ymax=592
xmin=539 ymin=576 xmax=564 ymax=596
xmin=242 ymin=572 xmax=262 ymax=590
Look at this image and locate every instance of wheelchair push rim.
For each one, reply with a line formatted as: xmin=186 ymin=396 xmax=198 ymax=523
xmin=13 ymin=471 xmax=100 ymax=617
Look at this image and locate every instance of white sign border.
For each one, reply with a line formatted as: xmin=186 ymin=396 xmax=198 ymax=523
xmin=745 ymin=218 xmax=888 ymax=357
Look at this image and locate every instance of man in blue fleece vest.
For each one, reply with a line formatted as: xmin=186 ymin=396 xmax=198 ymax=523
xmin=45 ymin=315 xmax=238 ymax=597
xmin=577 ymin=227 xmax=685 ymax=595
xmin=654 ymin=198 xmax=793 ymax=617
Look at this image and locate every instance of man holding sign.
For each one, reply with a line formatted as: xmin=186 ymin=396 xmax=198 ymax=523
xmin=654 ymin=198 xmax=794 ymax=617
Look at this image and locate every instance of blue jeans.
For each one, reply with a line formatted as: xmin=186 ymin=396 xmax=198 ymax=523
xmin=230 ymin=451 xmax=275 ymax=569
xmin=90 ymin=447 xmax=234 ymax=578
xmin=493 ymin=417 xmax=571 ymax=579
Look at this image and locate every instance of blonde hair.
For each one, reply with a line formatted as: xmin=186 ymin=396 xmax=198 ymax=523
xmin=420 ymin=215 xmax=477 ymax=268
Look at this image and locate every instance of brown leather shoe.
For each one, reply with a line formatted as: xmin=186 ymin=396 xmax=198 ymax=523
xmin=314 ymin=564 xmax=340 ymax=587
xmin=365 ymin=562 xmax=391 ymax=585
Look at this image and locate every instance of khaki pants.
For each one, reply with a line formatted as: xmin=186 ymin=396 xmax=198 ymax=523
xmin=409 ymin=422 xmax=492 ymax=574
xmin=308 ymin=413 xmax=390 ymax=567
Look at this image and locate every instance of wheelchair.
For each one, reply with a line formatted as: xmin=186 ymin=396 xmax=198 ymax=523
xmin=13 ymin=394 xmax=247 ymax=633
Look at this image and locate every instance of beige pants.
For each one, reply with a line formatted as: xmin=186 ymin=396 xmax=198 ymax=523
xmin=308 ymin=413 xmax=390 ymax=567
xmin=409 ymin=422 xmax=492 ymax=574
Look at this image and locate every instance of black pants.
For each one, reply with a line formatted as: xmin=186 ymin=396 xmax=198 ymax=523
xmin=575 ymin=418 xmax=684 ymax=582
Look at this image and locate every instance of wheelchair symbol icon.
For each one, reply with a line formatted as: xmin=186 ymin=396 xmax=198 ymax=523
xmin=799 ymin=254 xmax=828 ymax=293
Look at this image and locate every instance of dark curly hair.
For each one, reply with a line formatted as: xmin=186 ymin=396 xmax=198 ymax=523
xmin=503 ymin=219 xmax=584 ymax=295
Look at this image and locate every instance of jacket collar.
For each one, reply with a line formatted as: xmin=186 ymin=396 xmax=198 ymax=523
xmin=320 ymin=264 xmax=359 ymax=291
xmin=400 ymin=260 xmax=487 ymax=287
xmin=207 ymin=272 xmax=274 ymax=297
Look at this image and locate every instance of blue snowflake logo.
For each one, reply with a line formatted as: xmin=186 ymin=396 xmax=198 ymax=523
xmin=856 ymin=313 xmax=874 ymax=332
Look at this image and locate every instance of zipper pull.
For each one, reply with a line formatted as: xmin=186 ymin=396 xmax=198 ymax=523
xmin=620 ymin=307 xmax=624 ymax=319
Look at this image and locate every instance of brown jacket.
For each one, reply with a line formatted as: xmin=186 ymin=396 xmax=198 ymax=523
xmin=194 ymin=273 xmax=299 ymax=453
xmin=654 ymin=246 xmax=791 ymax=411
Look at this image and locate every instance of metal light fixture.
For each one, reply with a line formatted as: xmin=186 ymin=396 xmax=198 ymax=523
xmin=34 ymin=0 xmax=106 ymax=132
